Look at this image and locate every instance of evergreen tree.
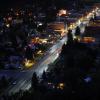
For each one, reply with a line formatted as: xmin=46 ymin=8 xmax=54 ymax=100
xmin=31 ymin=72 xmax=39 ymax=90
xmin=25 ymin=46 xmax=33 ymax=60
xmin=1 ymin=76 xmax=8 ymax=87
xmin=67 ymin=29 xmax=73 ymax=45
xmin=75 ymin=26 xmax=81 ymax=36
xmin=42 ymin=71 xmax=47 ymax=81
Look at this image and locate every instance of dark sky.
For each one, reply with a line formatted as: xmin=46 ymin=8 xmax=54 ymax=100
xmin=0 ymin=0 xmax=99 ymax=10
xmin=0 ymin=0 xmax=31 ymax=9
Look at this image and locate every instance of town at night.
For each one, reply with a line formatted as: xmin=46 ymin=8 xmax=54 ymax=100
xmin=0 ymin=0 xmax=100 ymax=100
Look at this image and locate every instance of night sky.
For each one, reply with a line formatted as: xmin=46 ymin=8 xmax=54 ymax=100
xmin=0 ymin=0 xmax=31 ymax=9
xmin=0 ymin=0 xmax=100 ymax=10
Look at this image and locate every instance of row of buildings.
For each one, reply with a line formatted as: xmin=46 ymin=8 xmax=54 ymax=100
xmin=47 ymin=4 xmax=100 ymax=37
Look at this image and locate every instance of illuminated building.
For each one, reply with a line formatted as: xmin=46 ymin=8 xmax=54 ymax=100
xmin=47 ymin=22 xmax=67 ymax=36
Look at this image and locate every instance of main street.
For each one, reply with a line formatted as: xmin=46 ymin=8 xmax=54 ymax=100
xmin=4 ymin=36 xmax=67 ymax=94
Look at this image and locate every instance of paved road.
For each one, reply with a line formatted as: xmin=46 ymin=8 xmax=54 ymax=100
xmin=3 ymin=36 xmax=67 ymax=95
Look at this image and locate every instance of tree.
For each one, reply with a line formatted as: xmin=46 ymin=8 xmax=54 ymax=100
xmin=31 ymin=72 xmax=39 ymax=90
xmin=1 ymin=76 xmax=8 ymax=87
xmin=67 ymin=29 xmax=73 ymax=45
xmin=75 ymin=26 xmax=81 ymax=36
xmin=25 ymin=46 xmax=33 ymax=60
xmin=42 ymin=71 xmax=47 ymax=81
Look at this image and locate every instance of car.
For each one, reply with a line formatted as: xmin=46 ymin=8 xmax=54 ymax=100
xmin=12 ymin=81 xmax=17 ymax=85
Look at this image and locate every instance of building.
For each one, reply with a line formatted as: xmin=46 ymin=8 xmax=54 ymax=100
xmin=47 ymin=22 xmax=67 ymax=36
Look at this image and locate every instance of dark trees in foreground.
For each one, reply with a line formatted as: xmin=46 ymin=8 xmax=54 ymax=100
xmin=75 ymin=26 xmax=81 ymax=36
xmin=1 ymin=26 xmax=99 ymax=100
xmin=60 ymin=40 xmax=96 ymax=70
xmin=31 ymin=72 xmax=39 ymax=90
